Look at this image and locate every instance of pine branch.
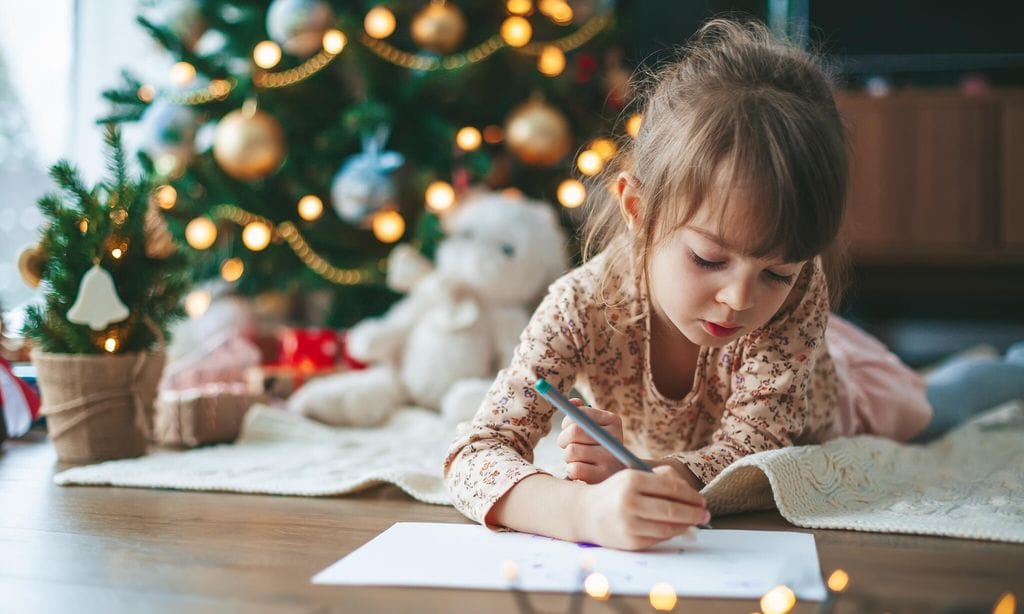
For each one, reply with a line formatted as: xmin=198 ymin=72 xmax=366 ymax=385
xmin=48 ymin=161 xmax=95 ymax=216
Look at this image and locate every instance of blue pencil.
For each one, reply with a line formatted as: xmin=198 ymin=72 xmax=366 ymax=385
xmin=534 ymin=378 xmax=712 ymax=529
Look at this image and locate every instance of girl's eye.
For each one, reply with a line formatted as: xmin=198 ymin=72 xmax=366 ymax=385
xmin=762 ymin=270 xmax=796 ymax=286
xmin=689 ymin=251 xmax=725 ymax=270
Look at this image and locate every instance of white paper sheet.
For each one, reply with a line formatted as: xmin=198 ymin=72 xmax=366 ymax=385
xmin=312 ymin=522 xmax=827 ymax=601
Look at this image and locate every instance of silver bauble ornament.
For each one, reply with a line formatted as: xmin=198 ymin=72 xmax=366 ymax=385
xmin=266 ymin=0 xmax=335 ymax=57
xmin=145 ymin=0 xmax=207 ymax=50
xmin=139 ymin=99 xmax=198 ymax=178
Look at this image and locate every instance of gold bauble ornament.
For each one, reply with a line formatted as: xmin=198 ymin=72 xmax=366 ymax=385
xmin=411 ymin=2 xmax=467 ymax=54
xmin=213 ymin=108 xmax=286 ymax=181
xmin=504 ymin=96 xmax=572 ymax=166
xmin=17 ymin=244 xmax=47 ymax=288
xmin=144 ymin=205 xmax=177 ymax=259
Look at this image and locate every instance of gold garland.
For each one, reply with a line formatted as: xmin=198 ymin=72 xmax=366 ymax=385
xmin=210 ymin=204 xmax=383 ymax=286
xmin=361 ymin=12 xmax=613 ymax=70
xmin=520 ymin=12 xmax=613 ymax=55
xmin=163 ymin=78 xmax=236 ymax=105
xmin=164 ymin=11 xmax=614 ymax=105
xmin=253 ymin=48 xmax=339 ymax=88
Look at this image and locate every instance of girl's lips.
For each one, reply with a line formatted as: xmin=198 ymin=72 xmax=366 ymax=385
xmin=702 ymin=320 xmax=741 ymax=337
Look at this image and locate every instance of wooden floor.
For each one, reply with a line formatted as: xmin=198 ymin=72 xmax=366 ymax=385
xmin=2 ymin=431 xmax=1022 ymax=614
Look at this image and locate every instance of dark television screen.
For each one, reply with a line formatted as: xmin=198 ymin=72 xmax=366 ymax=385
xmin=809 ymin=0 xmax=1024 ymax=56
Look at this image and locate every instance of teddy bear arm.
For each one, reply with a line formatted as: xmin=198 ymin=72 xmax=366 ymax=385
xmin=346 ymin=294 xmax=426 ymax=363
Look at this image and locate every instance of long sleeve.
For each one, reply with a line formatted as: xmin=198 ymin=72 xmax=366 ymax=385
xmin=443 ymin=274 xmax=589 ymax=526
xmin=669 ymin=261 xmax=838 ymax=485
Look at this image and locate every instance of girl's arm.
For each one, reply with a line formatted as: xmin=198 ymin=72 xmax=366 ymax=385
xmin=443 ymin=271 xmax=707 ymax=547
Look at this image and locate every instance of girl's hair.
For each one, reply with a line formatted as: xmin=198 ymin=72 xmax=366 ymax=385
xmin=582 ymin=18 xmax=849 ymax=310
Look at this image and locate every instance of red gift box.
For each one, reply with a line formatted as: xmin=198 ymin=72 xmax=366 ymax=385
xmin=279 ymin=328 xmax=342 ymax=373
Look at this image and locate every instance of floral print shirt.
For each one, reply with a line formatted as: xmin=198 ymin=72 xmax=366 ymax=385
xmin=443 ymin=250 xmax=839 ymax=526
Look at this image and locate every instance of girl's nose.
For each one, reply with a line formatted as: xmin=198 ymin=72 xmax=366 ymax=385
xmin=716 ymin=278 xmax=755 ymax=312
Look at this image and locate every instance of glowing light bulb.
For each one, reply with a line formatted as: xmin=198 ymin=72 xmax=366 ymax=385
xmin=185 ymin=290 xmax=212 ymax=319
xmin=208 ymin=79 xmax=231 ymax=99
xmin=499 ymin=560 xmax=518 ymax=581
xmin=253 ymin=40 xmax=282 ymax=69
xmin=539 ymin=0 xmax=572 ymax=24
xmin=220 ymin=257 xmax=244 ymax=282
xmin=185 ymin=217 xmax=217 ymax=250
xmin=500 ymin=16 xmax=532 ymax=47
xmin=154 ymin=185 xmax=177 ymax=210
xmin=322 ymin=29 xmax=347 ymax=54
xmin=425 ymin=181 xmax=456 ymax=212
xmin=827 ymin=569 xmax=849 ymax=592
xmin=506 ymin=0 xmax=532 ymax=15
xmin=577 ymin=150 xmax=603 ymax=176
xmin=111 ymin=247 xmax=124 ymax=259
xmin=590 ymin=137 xmax=617 ymax=160
xmin=760 ymin=585 xmax=797 ymax=614
xmin=994 ymin=592 xmax=1017 ymax=614
xmin=137 ymin=84 xmax=155 ymax=102
xmin=170 ymin=61 xmax=196 ymax=85
xmin=372 ymin=210 xmax=405 ymax=243
xmin=455 ymin=126 xmax=482 ymax=151
xmin=557 ymin=179 xmax=586 ymax=208
xmin=537 ymin=45 xmax=565 ymax=77
xmin=297 ymin=195 xmax=324 ymax=221
xmin=584 ymin=573 xmax=610 ymax=600
xmin=242 ymin=221 xmax=272 ymax=251
xmin=364 ymin=7 xmax=396 ymax=39
xmin=626 ymin=113 xmax=643 ymax=137
xmin=79 ymin=219 xmax=89 ymax=234
xmin=103 ymin=336 xmax=118 ymax=353
xmin=648 ymin=582 xmax=677 ymax=611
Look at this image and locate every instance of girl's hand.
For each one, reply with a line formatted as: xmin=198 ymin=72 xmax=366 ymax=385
xmin=577 ymin=466 xmax=709 ymax=551
xmin=557 ymin=398 xmax=624 ymax=483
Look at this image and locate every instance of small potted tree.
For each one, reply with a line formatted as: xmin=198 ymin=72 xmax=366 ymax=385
xmin=21 ymin=126 xmax=190 ymax=463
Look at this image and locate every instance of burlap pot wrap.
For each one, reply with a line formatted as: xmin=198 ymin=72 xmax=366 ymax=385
xmin=32 ymin=350 xmax=166 ymax=463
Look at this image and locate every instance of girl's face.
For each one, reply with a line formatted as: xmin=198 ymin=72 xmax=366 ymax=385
xmin=646 ymin=199 xmax=807 ymax=348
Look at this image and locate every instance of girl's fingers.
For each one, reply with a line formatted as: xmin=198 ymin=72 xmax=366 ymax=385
xmin=629 ymin=517 xmax=697 ymax=541
xmin=632 ymin=468 xmax=707 ymax=509
xmin=563 ymin=442 xmax=621 ymax=466
xmin=565 ymin=461 xmax=609 ymax=484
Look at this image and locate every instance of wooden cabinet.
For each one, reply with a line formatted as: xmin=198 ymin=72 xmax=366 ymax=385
xmin=1003 ymin=98 xmax=1024 ymax=249
xmin=836 ymin=89 xmax=1024 ymax=263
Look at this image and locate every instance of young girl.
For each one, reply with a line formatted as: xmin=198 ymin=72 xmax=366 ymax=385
xmin=443 ymin=19 xmax=1024 ymax=551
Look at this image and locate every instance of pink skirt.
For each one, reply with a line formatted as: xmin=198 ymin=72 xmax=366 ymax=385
xmin=827 ymin=315 xmax=933 ymax=441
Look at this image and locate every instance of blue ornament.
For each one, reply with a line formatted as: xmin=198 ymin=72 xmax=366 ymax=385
xmin=330 ymin=128 xmax=404 ymax=225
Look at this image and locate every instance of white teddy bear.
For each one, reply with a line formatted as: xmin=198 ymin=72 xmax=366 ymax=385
xmin=288 ymin=191 xmax=568 ymax=426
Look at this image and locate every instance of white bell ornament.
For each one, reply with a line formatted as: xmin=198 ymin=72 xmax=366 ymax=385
xmin=66 ymin=264 xmax=130 ymax=331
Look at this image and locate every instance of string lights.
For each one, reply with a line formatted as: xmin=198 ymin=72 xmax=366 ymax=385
xmin=208 ymin=204 xmax=381 ymax=286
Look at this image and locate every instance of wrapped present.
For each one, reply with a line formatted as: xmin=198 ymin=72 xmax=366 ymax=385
xmin=162 ymin=333 xmax=262 ymax=391
xmin=152 ymin=382 xmax=264 ymax=448
xmin=278 ymin=327 xmax=343 ymax=371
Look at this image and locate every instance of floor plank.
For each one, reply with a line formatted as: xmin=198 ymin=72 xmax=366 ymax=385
xmin=2 ymin=433 xmax=1022 ymax=613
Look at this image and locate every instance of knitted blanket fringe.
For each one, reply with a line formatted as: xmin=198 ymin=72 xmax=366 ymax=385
xmin=55 ymin=401 xmax=1024 ymax=543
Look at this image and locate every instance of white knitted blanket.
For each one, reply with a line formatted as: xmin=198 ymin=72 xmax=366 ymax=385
xmin=55 ymin=401 xmax=1024 ymax=543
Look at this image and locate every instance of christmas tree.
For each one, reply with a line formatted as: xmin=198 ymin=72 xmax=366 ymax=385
xmin=100 ymin=0 xmax=631 ymax=327
xmin=21 ymin=126 xmax=191 ymax=355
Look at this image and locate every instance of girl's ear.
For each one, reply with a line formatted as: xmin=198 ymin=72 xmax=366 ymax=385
xmin=616 ymin=172 xmax=641 ymax=230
